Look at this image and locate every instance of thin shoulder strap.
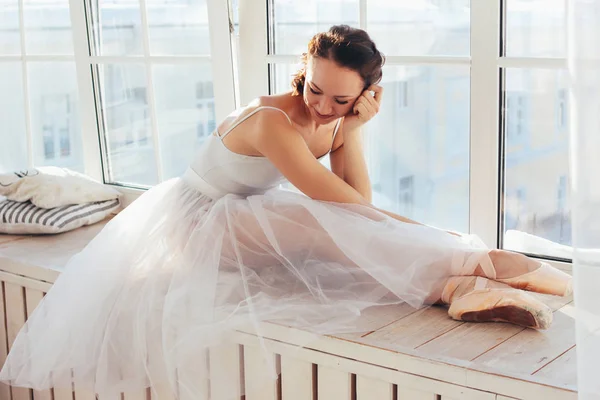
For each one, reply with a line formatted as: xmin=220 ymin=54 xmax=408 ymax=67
xmin=217 ymin=106 xmax=293 ymax=139
xmin=329 ymin=118 xmax=343 ymax=150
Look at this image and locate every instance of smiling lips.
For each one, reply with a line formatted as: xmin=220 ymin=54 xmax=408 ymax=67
xmin=313 ymin=108 xmax=334 ymax=119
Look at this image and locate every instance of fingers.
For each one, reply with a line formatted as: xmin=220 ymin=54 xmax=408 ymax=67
xmin=354 ymin=101 xmax=370 ymax=120
xmin=367 ymin=84 xmax=384 ymax=103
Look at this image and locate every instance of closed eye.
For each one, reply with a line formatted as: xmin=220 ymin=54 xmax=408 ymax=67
xmin=310 ymin=85 xmax=349 ymax=105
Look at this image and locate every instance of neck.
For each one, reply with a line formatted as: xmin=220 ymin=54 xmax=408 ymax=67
xmin=293 ymin=94 xmax=322 ymax=131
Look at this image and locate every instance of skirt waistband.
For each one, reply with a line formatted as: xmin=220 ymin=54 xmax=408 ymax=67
xmin=181 ymin=168 xmax=225 ymax=200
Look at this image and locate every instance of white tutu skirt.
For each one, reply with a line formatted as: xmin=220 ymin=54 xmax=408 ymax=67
xmin=0 ymin=178 xmax=489 ymax=397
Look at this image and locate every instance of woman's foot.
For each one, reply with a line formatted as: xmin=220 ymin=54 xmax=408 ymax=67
xmin=452 ymin=249 xmax=572 ymax=297
xmin=436 ymin=276 xmax=553 ymax=330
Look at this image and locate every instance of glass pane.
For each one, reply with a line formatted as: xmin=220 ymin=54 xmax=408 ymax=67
xmin=272 ymin=0 xmax=360 ymax=55
xmin=272 ymin=64 xmax=471 ymax=232
xmin=146 ymin=0 xmax=210 ymax=55
xmin=369 ymin=65 xmax=470 ymax=231
xmin=0 ymin=0 xmax=20 ymax=54
xmin=502 ymin=69 xmax=571 ymax=259
xmin=28 ymin=62 xmax=84 ymax=172
xmin=505 ymin=0 xmax=565 ymax=58
xmin=153 ymin=64 xmax=215 ymax=180
xmin=24 ymin=0 xmax=73 ymax=54
xmin=368 ymin=0 xmax=470 ymax=57
xmin=0 ymin=63 xmax=28 ymax=171
xmin=100 ymin=64 xmax=158 ymax=185
xmin=94 ymin=0 xmax=144 ymax=56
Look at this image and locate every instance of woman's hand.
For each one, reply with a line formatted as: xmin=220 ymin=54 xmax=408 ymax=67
xmin=343 ymin=84 xmax=384 ymax=134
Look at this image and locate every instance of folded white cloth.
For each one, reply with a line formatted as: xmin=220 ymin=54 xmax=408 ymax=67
xmin=0 ymin=167 xmax=121 ymax=209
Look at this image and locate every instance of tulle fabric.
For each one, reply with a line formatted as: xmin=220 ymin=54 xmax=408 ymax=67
xmin=0 ymin=178 xmax=490 ymax=398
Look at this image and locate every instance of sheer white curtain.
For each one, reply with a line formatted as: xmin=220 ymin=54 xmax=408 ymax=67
xmin=568 ymin=1 xmax=600 ymax=398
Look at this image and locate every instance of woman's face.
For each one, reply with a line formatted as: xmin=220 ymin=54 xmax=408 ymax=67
xmin=303 ymin=56 xmax=364 ymax=124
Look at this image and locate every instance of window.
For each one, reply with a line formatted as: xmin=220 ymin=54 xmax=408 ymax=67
xmin=0 ymin=0 xmax=83 ymax=173
xmin=268 ymin=1 xmax=471 ymax=232
xmin=91 ymin=0 xmax=233 ymax=185
xmin=501 ymin=4 xmax=570 ymax=259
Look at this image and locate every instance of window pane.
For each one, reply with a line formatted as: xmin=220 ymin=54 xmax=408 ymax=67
xmin=24 ymin=0 xmax=73 ymax=54
xmin=94 ymin=0 xmax=144 ymax=56
xmin=0 ymin=64 xmax=28 ymax=171
xmin=272 ymin=63 xmax=470 ymax=232
xmin=153 ymin=64 xmax=215 ymax=179
xmin=146 ymin=0 xmax=210 ymax=55
xmin=28 ymin=62 xmax=84 ymax=172
xmin=502 ymin=69 xmax=570 ymax=259
xmin=272 ymin=0 xmax=359 ymax=55
xmin=369 ymin=65 xmax=470 ymax=231
xmin=100 ymin=64 xmax=158 ymax=185
xmin=0 ymin=0 xmax=20 ymax=54
xmin=505 ymin=0 xmax=565 ymax=58
xmin=368 ymin=0 xmax=470 ymax=57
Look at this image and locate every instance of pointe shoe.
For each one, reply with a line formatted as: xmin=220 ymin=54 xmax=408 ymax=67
xmin=439 ymin=276 xmax=553 ymax=330
xmin=451 ymin=251 xmax=573 ymax=297
xmin=495 ymin=262 xmax=572 ymax=297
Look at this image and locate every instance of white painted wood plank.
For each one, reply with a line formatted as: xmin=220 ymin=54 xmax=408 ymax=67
xmin=25 ymin=289 xmax=52 ymax=400
xmin=243 ymin=346 xmax=278 ymax=400
xmin=177 ymin=350 xmax=209 ymax=400
xmin=281 ymin=356 xmax=313 ymax=400
xmin=0 ymin=271 xmax=52 ymax=292
xmin=151 ymin=383 xmax=176 ymax=400
xmin=533 ymin=346 xmax=577 ymax=390
xmin=396 ymin=387 xmax=436 ymax=399
xmin=73 ymin=386 xmax=97 ymax=400
xmin=336 ymin=303 xmax=419 ymax=340
xmin=0 ymin=220 xmax=108 ymax=275
xmin=210 ymin=344 xmax=242 ymax=400
xmin=53 ymin=387 xmax=75 ymax=400
xmin=472 ymin=306 xmax=576 ymax=376
xmin=0 ymin=282 xmax=12 ymax=400
xmin=0 ymin=235 xmax=28 ymax=245
xmin=356 ymin=375 xmax=393 ymax=399
xmin=360 ymin=306 xmax=462 ymax=350
xmin=317 ymin=366 xmax=351 ymax=400
xmin=122 ymin=390 xmax=148 ymax=400
xmin=5 ymin=282 xmax=31 ymax=400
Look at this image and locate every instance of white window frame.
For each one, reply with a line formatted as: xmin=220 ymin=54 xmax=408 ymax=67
xmin=2 ymin=0 xmax=235 ymax=197
xmin=73 ymin=0 xmax=234 ymax=182
xmin=237 ymin=0 xmax=571 ymax=270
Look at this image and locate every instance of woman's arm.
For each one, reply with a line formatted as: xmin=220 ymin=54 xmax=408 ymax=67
xmin=330 ymin=121 xmax=372 ymax=202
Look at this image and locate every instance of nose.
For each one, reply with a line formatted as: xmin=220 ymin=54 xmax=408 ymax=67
xmin=316 ymin=97 xmax=333 ymax=116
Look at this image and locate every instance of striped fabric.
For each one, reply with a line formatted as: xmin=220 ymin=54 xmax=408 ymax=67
xmin=0 ymin=199 xmax=119 ymax=234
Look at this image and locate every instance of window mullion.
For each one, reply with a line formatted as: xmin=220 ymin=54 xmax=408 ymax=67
xmin=138 ymin=0 xmax=164 ymax=183
xmin=238 ymin=0 xmax=268 ymax=105
xmin=470 ymin=0 xmax=501 ymax=247
xmin=68 ymin=0 xmax=103 ymax=181
xmin=18 ymin=0 xmax=34 ymax=169
xmin=207 ymin=0 xmax=237 ymax=122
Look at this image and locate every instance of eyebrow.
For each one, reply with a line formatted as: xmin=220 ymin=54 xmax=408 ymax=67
xmin=310 ymin=82 xmax=355 ymax=98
